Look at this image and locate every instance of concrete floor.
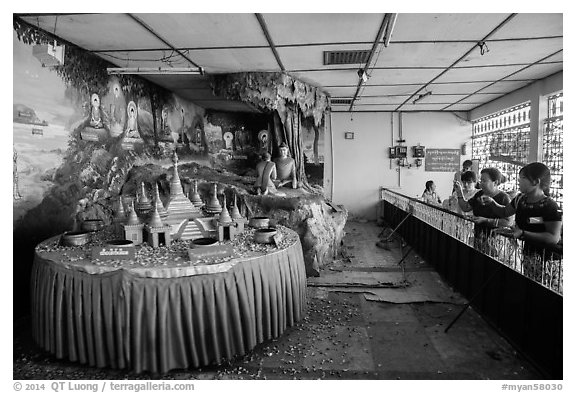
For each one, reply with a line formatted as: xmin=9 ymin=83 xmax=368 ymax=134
xmin=13 ymin=220 xmax=541 ymax=380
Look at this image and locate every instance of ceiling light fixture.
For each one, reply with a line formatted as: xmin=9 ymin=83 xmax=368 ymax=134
xmin=357 ymin=68 xmax=368 ymax=83
xmin=106 ymin=67 xmax=204 ymax=75
xmin=413 ymin=91 xmax=432 ymax=104
xmin=477 ymin=41 xmax=490 ymax=56
xmin=382 ymin=13 xmax=398 ymax=47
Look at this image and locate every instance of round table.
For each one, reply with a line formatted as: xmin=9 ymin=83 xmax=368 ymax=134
xmin=31 ymin=228 xmax=307 ymax=374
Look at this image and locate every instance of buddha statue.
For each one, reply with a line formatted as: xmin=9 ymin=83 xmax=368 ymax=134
xmin=89 ymin=93 xmax=104 ymax=129
xmin=125 ymin=101 xmax=141 ymax=138
xmin=274 ymin=142 xmax=297 ymax=189
xmin=254 ymin=152 xmax=277 ymax=195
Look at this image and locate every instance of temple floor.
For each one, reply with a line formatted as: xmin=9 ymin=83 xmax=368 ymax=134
xmin=13 ymin=220 xmax=540 ymax=380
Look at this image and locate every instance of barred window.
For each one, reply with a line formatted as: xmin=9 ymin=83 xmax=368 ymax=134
xmin=543 ymin=92 xmax=563 ymax=210
xmin=472 ymin=102 xmax=531 ymax=192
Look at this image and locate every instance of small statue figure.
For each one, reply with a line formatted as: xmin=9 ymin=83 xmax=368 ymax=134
xmin=223 ymin=131 xmax=234 ymax=150
xmin=125 ymin=101 xmax=140 ymax=138
xmin=274 ymin=142 xmax=297 ymax=189
xmin=254 ymin=152 xmax=277 ymax=195
xmin=257 ymin=129 xmax=270 ymax=153
xmin=89 ymin=93 xmax=104 ymax=129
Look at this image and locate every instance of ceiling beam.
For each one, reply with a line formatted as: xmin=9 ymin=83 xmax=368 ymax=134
xmin=288 ymin=61 xmax=562 ymax=72
xmin=126 ymin=13 xmax=202 ymax=70
xmin=89 ymin=35 xmax=562 ymax=53
xmin=323 ymin=79 xmax=535 ymax=88
xmin=255 ymin=13 xmax=285 ymax=72
xmin=441 ymin=49 xmax=563 ymax=110
xmin=394 ymin=13 xmax=518 ymax=112
xmin=348 ymin=13 xmax=392 ymax=111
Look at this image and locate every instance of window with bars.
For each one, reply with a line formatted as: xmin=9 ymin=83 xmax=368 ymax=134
xmin=542 ymin=92 xmax=563 ymax=210
xmin=472 ymin=102 xmax=531 ymax=193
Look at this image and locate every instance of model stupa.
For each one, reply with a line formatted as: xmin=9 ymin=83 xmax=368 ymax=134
xmin=230 ymin=193 xmax=242 ymax=220
xmin=218 ymin=195 xmax=233 ymax=224
xmin=163 ymin=151 xmax=203 ymax=240
xmin=153 ymin=182 xmax=168 ymax=219
xmin=216 ymin=194 xmax=245 ymax=241
xmin=136 ymin=182 xmax=152 ymax=217
xmin=144 ymin=204 xmax=172 ymax=248
xmin=164 ymin=151 xmax=200 ymax=219
xmin=113 ymin=197 xmax=127 ymax=236
xmin=230 ymin=193 xmax=247 ymax=232
xmin=205 ymin=183 xmax=223 ymax=214
xmin=189 ymin=179 xmax=204 ymax=208
xmin=122 ymin=200 xmax=144 ymax=245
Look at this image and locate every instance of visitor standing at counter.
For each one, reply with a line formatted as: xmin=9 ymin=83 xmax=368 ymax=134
xmin=475 ymin=163 xmax=562 ymax=281
xmin=454 ymin=167 xmax=514 ymax=239
xmin=422 ymin=180 xmax=442 ymax=205
xmin=275 ymin=142 xmax=297 ymax=189
xmin=448 ymin=170 xmax=478 ymax=216
xmin=454 ymin=159 xmax=473 ymax=184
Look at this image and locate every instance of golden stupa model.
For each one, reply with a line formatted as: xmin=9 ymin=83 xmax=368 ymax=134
xmin=122 ymin=200 xmax=144 ymax=245
xmin=144 ymin=204 xmax=172 ymax=248
xmin=216 ymin=193 xmax=246 ymax=241
xmin=205 ymin=182 xmax=223 ymax=214
xmin=163 ymin=151 xmax=204 ymax=240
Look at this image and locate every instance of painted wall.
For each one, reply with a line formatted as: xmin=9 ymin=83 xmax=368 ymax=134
xmin=327 ymin=111 xmax=471 ymax=219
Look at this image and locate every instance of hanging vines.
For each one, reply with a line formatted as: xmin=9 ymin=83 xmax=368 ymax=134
xmin=210 ymin=72 xmax=328 ymax=127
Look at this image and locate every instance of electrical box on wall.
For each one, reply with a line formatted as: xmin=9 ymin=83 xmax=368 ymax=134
xmin=395 ymin=146 xmax=408 ymax=158
xmin=412 ymin=145 xmax=425 ymax=158
xmin=388 ymin=146 xmax=407 ymax=159
xmin=388 ymin=146 xmax=408 ymax=158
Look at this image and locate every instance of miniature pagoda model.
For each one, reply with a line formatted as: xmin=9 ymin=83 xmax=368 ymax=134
xmin=205 ymin=183 xmax=223 ymax=214
xmin=230 ymin=193 xmax=247 ymax=232
xmin=113 ymin=197 xmax=127 ymax=236
xmin=165 ymin=151 xmax=199 ymax=218
xmin=189 ymin=179 xmax=204 ymax=208
xmin=122 ymin=201 xmax=144 ymax=245
xmin=163 ymin=151 xmax=203 ymax=240
xmin=136 ymin=182 xmax=152 ymax=218
xmin=153 ymin=182 xmax=168 ymax=219
xmin=217 ymin=193 xmax=246 ymax=242
xmin=144 ymin=205 xmax=172 ymax=248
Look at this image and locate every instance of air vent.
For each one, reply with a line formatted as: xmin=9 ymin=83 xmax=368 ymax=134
xmin=323 ymin=50 xmax=371 ymax=65
xmin=331 ymin=98 xmax=353 ymax=105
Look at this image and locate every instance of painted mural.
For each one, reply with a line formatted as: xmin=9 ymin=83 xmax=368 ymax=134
xmin=13 ymin=33 xmax=72 ymax=222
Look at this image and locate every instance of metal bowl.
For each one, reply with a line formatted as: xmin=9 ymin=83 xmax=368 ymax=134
xmin=81 ymin=219 xmax=105 ymax=232
xmin=254 ymin=228 xmax=277 ymax=244
xmin=249 ymin=216 xmax=270 ymax=228
xmin=62 ymin=231 xmax=91 ymax=246
xmin=105 ymin=240 xmax=134 ymax=248
xmin=191 ymin=237 xmax=219 ymax=248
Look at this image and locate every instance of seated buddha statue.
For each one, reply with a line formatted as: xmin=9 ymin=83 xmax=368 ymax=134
xmin=89 ymin=93 xmax=104 ymax=129
xmin=274 ymin=142 xmax=297 ymax=189
xmin=254 ymin=152 xmax=277 ymax=195
xmin=124 ymin=101 xmax=141 ymax=138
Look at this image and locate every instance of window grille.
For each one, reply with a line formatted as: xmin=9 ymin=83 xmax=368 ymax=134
xmin=472 ymin=102 xmax=531 ymax=192
xmin=543 ymin=92 xmax=563 ymax=210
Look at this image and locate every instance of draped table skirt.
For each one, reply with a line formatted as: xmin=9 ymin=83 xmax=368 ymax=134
xmin=31 ymin=235 xmax=307 ymax=374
